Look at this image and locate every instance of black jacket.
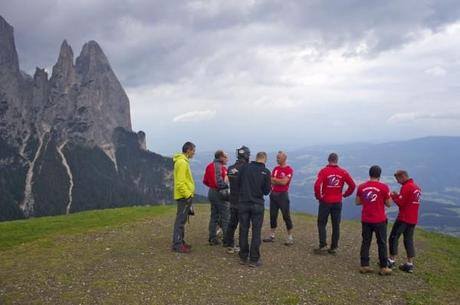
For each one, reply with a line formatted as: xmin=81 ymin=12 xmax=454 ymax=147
xmin=238 ymin=161 xmax=271 ymax=205
xmin=227 ymin=159 xmax=247 ymax=206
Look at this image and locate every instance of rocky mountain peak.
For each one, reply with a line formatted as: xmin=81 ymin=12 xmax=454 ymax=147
xmin=76 ymin=40 xmax=111 ymax=80
xmin=0 ymin=16 xmax=19 ymax=74
xmin=50 ymin=40 xmax=77 ymax=91
xmin=0 ymin=16 xmax=171 ymax=221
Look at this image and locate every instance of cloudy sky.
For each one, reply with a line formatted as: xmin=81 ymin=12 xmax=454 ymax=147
xmin=3 ymin=0 xmax=460 ymax=154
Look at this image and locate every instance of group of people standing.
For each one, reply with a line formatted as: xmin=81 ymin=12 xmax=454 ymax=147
xmin=171 ymin=142 xmax=422 ymax=275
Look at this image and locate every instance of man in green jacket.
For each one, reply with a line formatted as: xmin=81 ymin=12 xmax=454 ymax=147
xmin=172 ymin=141 xmax=196 ymax=253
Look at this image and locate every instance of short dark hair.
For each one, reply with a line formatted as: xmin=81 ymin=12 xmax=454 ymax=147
xmin=394 ymin=170 xmax=409 ymax=179
xmin=182 ymin=141 xmax=196 ymax=153
xmin=214 ymin=150 xmax=225 ymax=159
xmin=369 ymin=165 xmax=382 ymax=178
xmin=256 ymin=151 xmax=267 ymax=160
xmin=328 ymin=153 xmax=338 ymax=163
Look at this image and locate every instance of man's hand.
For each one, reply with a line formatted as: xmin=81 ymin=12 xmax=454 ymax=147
xmin=391 ymin=191 xmax=398 ymax=197
xmin=186 ymin=196 xmax=193 ymax=204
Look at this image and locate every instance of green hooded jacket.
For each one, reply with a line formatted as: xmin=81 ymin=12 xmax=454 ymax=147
xmin=173 ymin=153 xmax=195 ymax=200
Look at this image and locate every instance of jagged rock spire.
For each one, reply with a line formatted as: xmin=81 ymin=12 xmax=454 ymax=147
xmin=0 ymin=16 xmax=19 ymax=74
xmin=50 ymin=40 xmax=77 ymax=92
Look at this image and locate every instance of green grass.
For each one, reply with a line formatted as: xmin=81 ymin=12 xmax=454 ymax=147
xmin=0 ymin=205 xmax=459 ymax=305
xmin=405 ymin=230 xmax=460 ymax=305
xmin=0 ymin=205 xmax=173 ymax=251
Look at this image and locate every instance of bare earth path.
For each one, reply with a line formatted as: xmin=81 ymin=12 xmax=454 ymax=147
xmin=0 ymin=205 xmax=433 ymax=305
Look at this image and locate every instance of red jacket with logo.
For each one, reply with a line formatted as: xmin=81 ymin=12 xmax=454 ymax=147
xmin=391 ymin=179 xmax=421 ymax=225
xmin=314 ymin=165 xmax=356 ymax=204
xmin=203 ymin=160 xmax=228 ymax=190
xmin=357 ymin=180 xmax=390 ymax=223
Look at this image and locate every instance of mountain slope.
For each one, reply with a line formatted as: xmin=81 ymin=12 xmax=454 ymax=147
xmin=0 ymin=205 xmax=458 ymax=305
xmin=0 ymin=15 xmax=174 ymax=220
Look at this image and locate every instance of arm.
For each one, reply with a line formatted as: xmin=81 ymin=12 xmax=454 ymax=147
xmin=343 ymin=173 xmax=356 ymax=198
xmin=202 ymin=165 xmax=210 ymax=187
xmin=391 ymin=188 xmax=403 ymax=207
xmin=314 ymin=171 xmax=323 ymax=200
xmin=355 ymin=196 xmax=362 ymax=206
xmin=384 ymin=198 xmax=392 ymax=207
xmin=263 ymin=170 xmax=272 ymax=195
xmin=271 ymin=176 xmax=290 ymax=185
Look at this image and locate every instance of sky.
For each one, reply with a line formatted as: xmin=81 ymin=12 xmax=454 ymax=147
xmin=2 ymin=0 xmax=460 ymax=154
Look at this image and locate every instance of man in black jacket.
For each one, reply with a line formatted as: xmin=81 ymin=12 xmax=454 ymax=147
xmin=223 ymin=146 xmax=250 ymax=253
xmin=238 ymin=152 xmax=271 ymax=267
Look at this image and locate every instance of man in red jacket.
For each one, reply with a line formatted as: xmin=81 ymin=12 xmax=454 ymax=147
xmin=203 ymin=150 xmax=230 ymax=246
xmin=388 ymin=170 xmax=422 ymax=273
xmin=356 ymin=165 xmax=392 ymax=276
xmin=314 ymin=153 xmax=356 ymax=254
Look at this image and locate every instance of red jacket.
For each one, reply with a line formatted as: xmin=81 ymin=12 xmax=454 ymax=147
xmin=314 ymin=164 xmax=356 ymax=204
xmin=391 ymin=179 xmax=421 ymax=225
xmin=203 ymin=160 xmax=228 ymax=190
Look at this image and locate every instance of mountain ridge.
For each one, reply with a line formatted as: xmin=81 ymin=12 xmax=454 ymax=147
xmin=0 ymin=15 xmax=174 ymax=221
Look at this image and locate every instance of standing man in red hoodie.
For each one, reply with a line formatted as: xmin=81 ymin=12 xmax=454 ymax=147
xmin=356 ymin=165 xmax=392 ymax=276
xmin=388 ymin=170 xmax=422 ymax=273
xmin=203 ymin=150 xmax=230 ymax=246
xmin=314 ymin=153 xmax=356 ymax=254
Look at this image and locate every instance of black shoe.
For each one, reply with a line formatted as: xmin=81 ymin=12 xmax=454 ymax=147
xmin=399 ymin=263 xmax=414 ymax=273
xmin=263 ymin=236 xmax=275 ymax=242
xmin=209 ymin=239 xmax=220 ymax=246
xmin=327 ymin=248 xmax=337 ymax=255
xmin=239 ymin=258 xmax=248 ymax=265
xmin=248 ymin=260 xmax=262 ymax=268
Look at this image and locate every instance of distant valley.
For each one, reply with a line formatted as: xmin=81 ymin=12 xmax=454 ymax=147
xmin=191 ymin=136 xmax=460 ymax=236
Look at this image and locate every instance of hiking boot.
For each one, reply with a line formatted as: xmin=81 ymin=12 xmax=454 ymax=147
xmin=359 ymin=266 xmax=373 ymax=274
xmin=209 ymin=239 xmax=220 ymax=246
xmin=263 ymin=236 xmax=275 ymax=242
xmin=399 ymin=263 xmax=414 ymax=273
xmin=239 ymin=258 xmax=248 ymax=265
xmin=313 ymin=246 xmax=328 ymax=255
xmin=379 ymin=267 xmax=393 ymax=276
xmin=227 ymin=246 xmax=240 ymax=254
xmin=173 ymin=244 xmax=191 ymax=254
xmin=327 ymin=248 xmax=337 ymax=255
xmin=387 ymin=259 xmax=396 ymax=269
xmin=284 ymin=238 xmax=294 ymax=246
xmin=248 ymin=260 xmax=262 ymax=268
xmin=183 ymin=241 xmax=192 ymax=249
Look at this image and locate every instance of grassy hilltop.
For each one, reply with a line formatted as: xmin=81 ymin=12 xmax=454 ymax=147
xmin=0 ymin=204 xmax=459 ymax=305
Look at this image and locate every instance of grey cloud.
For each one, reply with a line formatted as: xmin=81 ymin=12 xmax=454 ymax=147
xmin=2 ymin=0 xmax=460 ymax=87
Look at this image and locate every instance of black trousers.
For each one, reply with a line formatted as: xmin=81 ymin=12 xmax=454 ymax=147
xmin=360 ymin=221 xmax=388 ymax=267
xmin=269 ymin=192 xmax=293 ymax=231
xmin=223 ymin=206 xmax=239 ymax=247
xmin=172 ymin=198 xmax=192 ymax=249
xmin=317 ymin=202 xmax=342 ymax=249
xmin=208 ymin=189 xmax=230 ymax=242
xmin=389 ymin=220 xmax=416 ymax=258
xmin=239 ymin=203 xmax=264 ymax=262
